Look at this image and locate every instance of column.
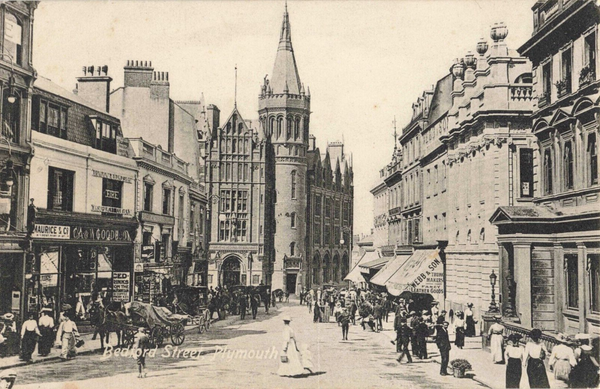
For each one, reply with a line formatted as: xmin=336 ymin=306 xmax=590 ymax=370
xmin=553 ymin=243 xmax=565 ymax=332
xmin=513 ymin=242 xmax=532 ymax=327
xmin=577 ymin=243 xmax=587 ymax=333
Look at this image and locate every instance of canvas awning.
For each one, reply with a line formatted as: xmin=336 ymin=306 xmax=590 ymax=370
xmin=344 ymin=250 xmax=375 ymax=283
xmin=370 ymin=254 xmax=412 ymax=286
xmin=359 ymin=256 xmax=389 ymax=272
xmin=385 ymin=249 xmax=444 ymax=297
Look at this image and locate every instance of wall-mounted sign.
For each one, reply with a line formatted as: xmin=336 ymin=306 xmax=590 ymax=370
xmin=113 ymin=272 xmax=130 ymax=302
xmin=72 ymin=226 xmax=132 ymax=242
xmin=32 ymin=224 xmax=71 ymax=239
xmin=92 ymin=170 xmax=133 ymax=184
xmin=134 ymin=263 xmax=144 ymax=273
xmin=91 ymin=205 xmax=132 ymax=215
xmin=141 ymin=245 xmax=155 ymax=261
xmin=104 ymin=189 xmax=120 ymax=200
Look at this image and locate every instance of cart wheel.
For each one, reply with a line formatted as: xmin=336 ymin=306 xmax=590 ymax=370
xmin=123 ymin=329 xmax=136 ymax=348
xmin=170 ymin=322 xmax=185 ymax=346
xmin=206 ymin=318 xmax=211 ymax=330
xmin=197 ymin=319 xmax=204 ymax=334
xmin=151 ymin=326 xmax=164 ymax=348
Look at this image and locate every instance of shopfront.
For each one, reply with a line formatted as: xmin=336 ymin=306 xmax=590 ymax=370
xmin=26 ymin=210 xmax=137 ymax=322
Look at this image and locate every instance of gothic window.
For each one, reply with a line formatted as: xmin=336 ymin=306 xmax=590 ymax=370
xmin=564 ymin=141 xmax=574 ymax=190
xmin=290 ymin=242 xmax=295 ymax=256
xmin=543 ymin=148 xmax=553 ymax=195
xmin=291 ymin=171 xmax=297 ymax=199
xmin=232 ymin=139 xmax=237 ymax=153
xmin=277 ymin=117 xmax=283 ymax=139
xmin=294 ymin=117 xmax=300 ymax=140
xmin=291 ymin=212 xmax=296 ymax=228
xmin=286 ymin=117 xmax=292 ymax=140
xmin=238 ymin=123 xmax=244 ymax=134
xmin=455 ymin=230 xmax=460 ymax=244
xmin=467 ymin=229 xmax=472 ymax=242
xmin=588 ymin=133 xmax=598 ymax=186
xmin=270 ymin=117 xmax=275 ymax=137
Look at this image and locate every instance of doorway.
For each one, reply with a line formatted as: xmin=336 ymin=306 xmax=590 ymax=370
xmin=286 ymin=273 xmax=297 ymax=294
xmin=222 ymin=257 xmax=241 ymax=287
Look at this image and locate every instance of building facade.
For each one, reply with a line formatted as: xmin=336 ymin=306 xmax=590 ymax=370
xmin=492 ymin=0 xmax=600 ymax=335
xmin=28 ymin=75 xmax=138 ymax=321
xmin=0 ymin=1 xmax=37 ymax=319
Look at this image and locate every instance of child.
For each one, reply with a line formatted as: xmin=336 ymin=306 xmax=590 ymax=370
xmin=134 ymin=327 xmax=150 ymax=378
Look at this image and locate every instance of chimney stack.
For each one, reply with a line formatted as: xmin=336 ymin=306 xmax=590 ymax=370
xmin=76 ymin=64 xmax=112 ymax=112
xmin=150 ymin=70 xmax=170 ymax=99
xmin=206 ymin=104 xmax=220 ymax=133
xmin=124 ymin=60 xmax=154 ymax=88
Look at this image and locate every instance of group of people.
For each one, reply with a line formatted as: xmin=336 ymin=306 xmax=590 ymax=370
xmin=206 ymin=285 xmax=274 ymax=321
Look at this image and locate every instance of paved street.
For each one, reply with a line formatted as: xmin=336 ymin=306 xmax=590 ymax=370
xmin=11 ymin=300 xmax=483 ymax=389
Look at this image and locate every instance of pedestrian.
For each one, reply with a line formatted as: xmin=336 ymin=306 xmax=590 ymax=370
xmin=285 ymin=290 xmax=290 ymax=303
xmin=306 ymin=293 xmax=312 ymax=313
xmin=299 ymin=288 xmax=304 ymax=305
xmin=465 ymin=303 xmax=477 ymax=337
xmin=38 ymin=308 xmax=55 ymax=357
xmin=409 ymin=311 xmax=420 ymax=359
xmin=333 ymin=302 xmax=343 ymax=324
xmin=251 ymin=294 xmax=259 ymax=319
xmin=340 ymin=309 xmax=351 ymax=340
xmin=373 ymin=301 xmax=382 ymax=332
xmin=56 ymin=312 xmax=80 ymax=360
xmin=548 ymin=333 xmax=576 ymax=383
xmin=454 ymin=311 xmax=465 ymax=349
xmin=313 ymin=299 xmax=322 ymax=323
xmin=524 ymin=328 xmax=550 ymax=388
xmin=396 ymin=318 xmax=413 ymax=363
xmin=435 ymin=321 xmax=451 ymax=376
xmin=239 ymin=293 xmax=247 ymax=320
xmin=20 ymin=312 xmax=41 ymax=363
xmin=569 ymin=345 xmax=599 ymax=388
xmin=504 ymin=334 xmax=523 ymax=388
xmin=488 ymin=315 xmax=505 ymax=364
xmin=328 ymin=293 xmax=335 ymax=316
xmin=436 ymin=310 xmax=447 ymax=325
xmin=278 ymin=316 xmax=307 ymax=377
xmin=134 ymin=327 xmax=149 ymax=378
xmin=350 ymin=300 xmax=357 ymax=325
xmin=264 ymin=291 xmax=271 ymax=314
xmin=431 ymin=301 xmax=439 ymax=318
xmin=416 ymin=317 xmax=429 ymax=359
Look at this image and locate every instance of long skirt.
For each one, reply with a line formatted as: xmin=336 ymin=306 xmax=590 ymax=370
xmin=60 ymin=333 xmax=77 ymax=359
xmin=505 ymin=357 xmax=522 ymax=388
xmin=20 ymin=330 xmax=37 ymax=361
xmin=490 ymin=334 xmax=504 ymax=363
xmin=553 ymin=359 xmax=572 ymax=382
xmin=455 ymin=327 xmax=465 ymax=348
xmin=277 ymin=338 xmax=306 ymax=377
xmin=38 ymin=326 xmax=54 ymax=356
xmin=527 ymin=358 xmax=550 ymax=388
xmin=465 ymin=316 xmax=476 ymax=337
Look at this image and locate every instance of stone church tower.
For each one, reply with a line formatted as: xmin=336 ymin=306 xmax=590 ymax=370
xmin=259 ymin=3 xmax=310 ymax=292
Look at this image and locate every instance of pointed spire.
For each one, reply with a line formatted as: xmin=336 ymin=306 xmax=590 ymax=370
xmin=270 ymin=1 xmax=302 ymax=95
xmin=284 ymin=81 xmax=289 ymax=94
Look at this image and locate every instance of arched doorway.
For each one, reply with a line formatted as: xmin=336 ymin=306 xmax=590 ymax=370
xmin=341 ymin=253 xmax=349 ymax=280
xmin=332 ymin=254 xmax=340 ymax=283
xmin=322 ymin=253 xmax=331 ymax=284
xmin=312 ymin=253 xmax=321 ymax=286
xmin=221 ymin=256 xmax=241 ymax=287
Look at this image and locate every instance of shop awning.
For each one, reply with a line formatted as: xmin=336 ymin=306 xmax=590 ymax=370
xmin=344 ymin=250 xmax=377 ymax=283
xmin=359 ymin=256 xmax=389 ymax=273
xmin=370 ymin=253 xmax=412 ymax=286
xmin=385 ymin=249 xmax=444 ymax=297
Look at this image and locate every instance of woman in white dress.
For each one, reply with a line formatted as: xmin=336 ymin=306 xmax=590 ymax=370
xmin=487 ymin=315 xmax=505 ymax=363
xmin=548 ymin=334 xmax=576 ymax=382
xmin=524 ymin=328 xmax=550 ymax=388
xmin=278 ymin=316 xmax=308 ymax=377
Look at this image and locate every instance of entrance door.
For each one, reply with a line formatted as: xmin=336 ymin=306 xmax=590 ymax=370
xmin=286 ymin=273 xmax=297 ymax=294
xmin=222 ymin=257 xmax=241 ymax=287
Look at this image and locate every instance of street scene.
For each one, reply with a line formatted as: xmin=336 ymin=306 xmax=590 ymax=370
xmin=0 ymin=0 xmax=598 ymax=388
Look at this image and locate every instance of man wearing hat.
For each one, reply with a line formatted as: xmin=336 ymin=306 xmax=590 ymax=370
xmin=409 ymin=311 xmax=419 ymax=359
xmin=435 ymin=321 xmax=451 ymax=375
xmin=569 ymin=344 xmax=599 ymax=388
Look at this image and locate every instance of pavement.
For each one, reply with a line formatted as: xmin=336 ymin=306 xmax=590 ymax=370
xmin=6 ymin=298 xmax=484 ymax=389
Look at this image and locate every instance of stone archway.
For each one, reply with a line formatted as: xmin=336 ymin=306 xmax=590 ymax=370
xmin=332 ymin=253 xmax=340 ymax=283
xmin=341 ymin=252 xmax=349 ymax=281
xmin=221 ymin=256 xmax=242 ymax=287
xmin=322 ymin=253 xmax=331 ymax=284
xmin=312 ymin=253 xmax=321 ymax=286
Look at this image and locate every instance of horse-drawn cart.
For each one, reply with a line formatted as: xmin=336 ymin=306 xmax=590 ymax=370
xmin=126 ymin=301 xmax=189 ymax=347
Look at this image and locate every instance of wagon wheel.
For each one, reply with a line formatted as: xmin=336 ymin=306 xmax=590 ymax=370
xmin=151 ymin=326 xmax=164 ymax=348
xmin=197 ymin=318 xmax=204 ymax=334
xmin=170 ymin=322 xmax=185 ymax=346
xmin=122 ymin=328 xmax=136 ymax=348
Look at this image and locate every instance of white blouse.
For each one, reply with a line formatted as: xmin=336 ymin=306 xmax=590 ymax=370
xmin=525 ymin=341 xmax=548 ymax=360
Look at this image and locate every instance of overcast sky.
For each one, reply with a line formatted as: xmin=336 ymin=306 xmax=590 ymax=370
xmin=33 ymin=0 xmax=534 ymax=235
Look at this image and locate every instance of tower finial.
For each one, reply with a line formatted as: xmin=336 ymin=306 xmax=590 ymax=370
xmin=234 ymin=64 xmax=238 ymax=108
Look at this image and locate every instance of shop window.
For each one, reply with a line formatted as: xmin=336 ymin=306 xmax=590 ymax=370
xmin=543 ymin=148 xmax=553 ymax=195
xmin=565 ymin=254 xmax=579 ymax=309
xmin=4 ymin=13 xmax=22 ymax=66
xmin=590 ymin=255 xmax=600 ymax=313
xmin=588 ymin=133 xmax=598 ymax=186
xmin=290 ymin=212 xmax=296 ymax=228
xmin=520 ymin=148 xmax=534 ymax=197
xmin=144 ymin=182 xmax=153 ymax=212
xmin=563 ymin=141 xmax=574 ymax=190
xmin=48 ymin=167 xmax=74 ymax=212
xmin=102 ymin=178 xmax=122 ymax=210
xmin=162 ymin=188 xmax=171 ymax=215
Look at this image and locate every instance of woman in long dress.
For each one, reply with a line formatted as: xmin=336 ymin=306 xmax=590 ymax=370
xmin=454 ymin=311 xmax=465 ymax=349
xmin=464 ymin=303 xmax=476 ymax=337
xmin=488 ymin=316 xmax=505 ymax=363
xmin=524 ymin=328 xmax=550 ymax=388
xmin=548 ymin=334 xmax=576 ymax=382
xmin=504 ymin=334 xmax=523 ymax=388
xmin=278 ymin=316 xmax=308 ymax=377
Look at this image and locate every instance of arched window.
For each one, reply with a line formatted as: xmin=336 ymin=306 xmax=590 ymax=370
xmin=277 ymin=117 xmax=283 ymax=139
xmin=544 ymin=148 xmax=553 ymax=194
xmin=4 ymin=13 xmax=23 ymax=66
xmin=564 ymin=141 xmax=574 ymax=190
xmin=269 ymin=117 xmax=275 ymax=137
xmin=238 ymin=123 xmax=244 ymax=134
xmin=291 ymin=171 xmax=297 ymax=199
xmin=226 ymin=122 xmax=231 ymax=133
xmin=588 ymin=133 xmax=598 ymax=186
xmin=290 ymin=242 xmax=296 ymax=256
xmin=232 ymin=139 xmax=237 ymax=153
xmin=291 ymin=212 xmax=296 ymax=228
xmin=294 ymin=117 xmax=300 ymax=139
xmin=480 ymin=228 xmax=485 ymax=242
xmin=286 ymin=117 xmax=292 ymax=140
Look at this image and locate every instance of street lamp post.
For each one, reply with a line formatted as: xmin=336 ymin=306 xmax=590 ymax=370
xmin=488 ymin=270 xmax=499 ymax=313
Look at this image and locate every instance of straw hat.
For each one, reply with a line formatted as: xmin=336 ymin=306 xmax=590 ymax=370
xmin=1 ymin=313 xmax=14 ymax=321
xmin=282 ymin=315 xmax=291 ymax=322
xmin=580 ymin=345 xmax=593 ymax=353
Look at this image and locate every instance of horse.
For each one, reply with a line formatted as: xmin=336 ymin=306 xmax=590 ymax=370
xmin=272 ymin=289 xmax=284 ymax=302
xmin=89 ymin=303 xmax=129 ymax=349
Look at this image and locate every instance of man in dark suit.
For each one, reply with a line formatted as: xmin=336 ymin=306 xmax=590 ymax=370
xmin=435 ymin=321 xmax=451 ymax=375
xmin=239 ymin=293 xmax=247 ymax=320
xmin=396 ymin=318 xmax=413 ymax=363
xmin=250 ymin=294 xmax=259 ymax=319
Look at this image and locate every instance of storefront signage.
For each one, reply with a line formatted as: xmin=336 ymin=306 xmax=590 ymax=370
xmin=92 ymin=170 xmax=132 ymax=184
xmin=113 ymin=272 xmax=130 ymax=302
xmin=387 ymin=250 xmax=445 ymax=296
xmin=104 ymin=189 xmax=120 ymax=200
xmin=134 ymin=263 xmax=144 ymax=273
xmin=32 ymin=224 xmax=71 ymax=239
xmin=72 ymin=226 xmax=132 ymax=242
xmin=91 ymin=205 xmax=132 ymax=215
xmin=142 ymin=245 xmax=155 ymax=261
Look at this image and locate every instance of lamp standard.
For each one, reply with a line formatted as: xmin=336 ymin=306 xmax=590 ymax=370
xmin=488 ymin=270 xmax=499 ymax=313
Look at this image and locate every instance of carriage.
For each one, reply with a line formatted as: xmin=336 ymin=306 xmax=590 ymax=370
xmin=122 ymin=301 xmax=189 ymax=347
